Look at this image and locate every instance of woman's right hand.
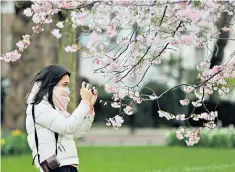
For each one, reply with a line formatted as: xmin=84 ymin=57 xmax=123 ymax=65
xmin=80 ymin=82 xmax=92 ymax=101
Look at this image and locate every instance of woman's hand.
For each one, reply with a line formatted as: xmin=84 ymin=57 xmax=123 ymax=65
xmin=80 ymin=82 xmax=92 ymax=101
xmin=90 ymin=87 xmax=98 ymax=107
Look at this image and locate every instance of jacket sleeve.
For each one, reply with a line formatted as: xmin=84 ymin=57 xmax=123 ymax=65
xmin=31 ymin=101 xmax=90 ymax=135
xmin=73 ymin=112 xmax=95 ymax=138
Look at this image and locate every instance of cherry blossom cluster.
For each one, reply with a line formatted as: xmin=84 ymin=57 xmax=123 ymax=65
xmin=106 ymin=115 xmax=124 ymax=129
xmin=176 ymin=127 xmax=202 ymax=146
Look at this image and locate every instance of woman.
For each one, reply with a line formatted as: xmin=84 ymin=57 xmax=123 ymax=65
xmin=26 ymin=65 xmax=97 ymax=172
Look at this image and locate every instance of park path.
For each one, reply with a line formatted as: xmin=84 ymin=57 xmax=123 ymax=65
xmin=77 ymin=127 xmax=169 ymax=146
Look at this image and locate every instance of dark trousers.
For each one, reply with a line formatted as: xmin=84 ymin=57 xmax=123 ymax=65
xmin=49 ymin=165 xmax=78 ymax=172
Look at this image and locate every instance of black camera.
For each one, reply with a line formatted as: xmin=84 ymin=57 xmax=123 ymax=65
xmin=88 ymin=84 xmax=95 ymax=94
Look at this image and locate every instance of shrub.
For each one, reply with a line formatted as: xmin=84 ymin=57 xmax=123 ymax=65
xmin=1 ymin=130 xmax=30 ymax=156
xmin=166 ymin=127 xmax=235 ymax=148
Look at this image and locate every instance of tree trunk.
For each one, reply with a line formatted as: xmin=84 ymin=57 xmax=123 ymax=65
xmin=210 ymin=12 xmax=234 ymax=69
xmin=58 ymin=19 xmax=78 ymax=112
xmin=68 ymin=28 xmax=78 ymax=112
xmin=209 ymin=11 xmax=233 ymax=101
xmin=4 ymin=4 xmax=58 ymax=130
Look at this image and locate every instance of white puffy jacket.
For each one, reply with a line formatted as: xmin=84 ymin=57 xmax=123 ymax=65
xmin=26 ymin=97 xmax=94 ymax=172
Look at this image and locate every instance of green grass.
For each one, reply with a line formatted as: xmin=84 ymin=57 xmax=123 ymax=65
xmin=2 ymin=146 xmax=235 ymax=172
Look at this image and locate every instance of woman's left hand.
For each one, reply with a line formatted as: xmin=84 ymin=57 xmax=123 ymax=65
xmin=90 ymin=87 xmax=98 ymax=108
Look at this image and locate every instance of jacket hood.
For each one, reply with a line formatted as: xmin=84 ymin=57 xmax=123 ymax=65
xmin=26 ymin=82 xmax=42 ymax=104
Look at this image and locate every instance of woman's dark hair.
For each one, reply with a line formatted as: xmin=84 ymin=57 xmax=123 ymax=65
xmin=27 ymin=65 xmax=71 ymax=107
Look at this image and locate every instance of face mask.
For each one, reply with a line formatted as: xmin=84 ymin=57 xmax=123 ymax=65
xmin=62 ymin=86 xmax=70 ymax=92
xmin=53 ymin=86 xmax=70 ymax=111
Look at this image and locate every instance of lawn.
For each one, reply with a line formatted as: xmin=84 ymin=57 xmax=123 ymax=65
xmin=2 ymin=146 xmax=235 ymax=172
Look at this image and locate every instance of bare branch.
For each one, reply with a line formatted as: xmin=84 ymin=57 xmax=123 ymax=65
xmin=159 ymin=5 xmax=168 ymax=27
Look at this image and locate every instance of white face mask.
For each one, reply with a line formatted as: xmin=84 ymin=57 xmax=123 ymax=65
xmin=62 ymin=87 xmax=70 ymax=92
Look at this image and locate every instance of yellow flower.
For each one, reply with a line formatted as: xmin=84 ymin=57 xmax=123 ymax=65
xmin=1 ymin=138 xmax=6 ymax=145
xmin=11 ymin=129 xmax=21 ymax=136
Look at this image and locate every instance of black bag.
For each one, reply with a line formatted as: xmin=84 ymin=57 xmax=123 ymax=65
xmin=32 ymin=104 xmax=60 ymax=172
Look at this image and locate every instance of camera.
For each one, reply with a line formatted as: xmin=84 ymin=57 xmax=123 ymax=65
xmin=88 ymin=84 xmax=95 ymax=94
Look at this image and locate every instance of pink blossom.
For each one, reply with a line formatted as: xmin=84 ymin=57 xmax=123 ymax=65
xmin=16 ymin=34 xmax=30 ymax=51
xmin=146 ymin=34 xmax=158 ymax=46
xmin=24 ymin=8 xmax=33 ymax=17
xmin=199 ymin=111 xmax=217 ymax=121
xmin=192 ymin=101 xmax=202 ymax=107
xmin=102 ymin=56 xmax=112 ymax=66
xmin=117 ymin=0 xmax=132 ymax=6
xmin=192 ymin=114 xmax=200 ymax=121
xmin=183 ymin=86 xmax=194 ymax=93
xmin=65 ymin=45 xmax=77 ymax=52
xmin=71 ymin=11 xmax=88 ymax=27
xmin=111 ymin=102 xmax=121 ymax=108
xmin=186 ymin=140 xmax=194 ymax=146
xmin=199 ymin=113 xmax=210 ymax=120
xmin=115 ymin=115 xmax=124 ymax=123
xmin=106 ymin=122 xmax=111 ymax=126
xmin=203 ymin=87 xmax=213 ymax=95
xmin=87 ymin=32 xmax=100 ymax=49
xmin=56 ymin=22 xmax=64 ymax=28
xmin=1 ymin=50 xmax=21 ymax=62
xmin=136 ymin=35 xmax=145 ymax=43
xmin=212 ymin=65 xmax=222 ymax=73
xmin=107 ymin=115 xmax=124 ymax=129
xmin=32 ymin=13 xmax=46 ymax=24
xmin=158 ymin=110 xmax=175 ymax=120
xmin=176 ymin=114 xmax=186 ymax=121
xmin=224 ymin=72 xmax=233 ymax=78
xmin=149 ymin=95 xmax=158 ymax=100
xmin=105 ymin=85 xmax=117 ymax=93
xmin=184 ymin=128 xmax=201 ymax=146
xmin=32 ymin=25 xmax=44 ymax=33
xmin=214 ymin=31 xmax=221 ymax=38
xmin=218 ymin=78 xmax=227 ymax=85
xmin=95 ymin=58 xmax=102 ymax=65
xmin=204 ymin=121 xmax=216 ymax=130
xmin=113 ymin=93 xmax=120 ymax=101
xmin=205 ymin=1 xmax=219 ymax=9
xmin=16 ymin=41 xmax=25 ymax=51
xmin=222 ymin=26 xmax=233 ymax=32
xmin=176 ymin=128 xmax=184 ymax=140
xmin=181 ymin=35 xmax=194 ymax=45
xmin=179 ymin=98 xmax=189 ymax=105
xmin=110 ymin=62 xmax=120 ymax=70
xmin=169 ymin=39 xmax=181 ymax=46
xmin=124 ymin=105 xmax=133 ymax=115
xmin=51 ymin=29 xmax=62 ymax=39
xmin=60 ymin=1 xmax=76 ymax=9
xmin=198 ymin=20 xmax=209 ymax=28
xmin=132 ymin=97 xmax=142 ymax=104
xmin=118 ymin=90 xmax=128 ymax=99
xmin=135 ymin=91 xmax=140 ymax=97
xmin=31 ymin=4 xmax=43 ymax=13
xmin=196 ymin=61 xmax=210 ymax=71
